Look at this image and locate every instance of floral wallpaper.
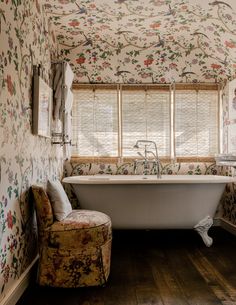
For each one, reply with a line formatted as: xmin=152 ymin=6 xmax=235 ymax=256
xmin=0 ymin=1 xmax=62 ymax=298
xmin=223 ymin=79 xmax=236 ymax=154
xmin=221 ymin=80 xmax=236 ymax=224
xmin=44 ymin=0 xmax=236 ymax=83
xmin=221 ymin=182 xmax=236 ymax=224
xmin=64 ymin=159 xmax=221 ymax=177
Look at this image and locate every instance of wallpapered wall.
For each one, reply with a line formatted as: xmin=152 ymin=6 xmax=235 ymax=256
xmin=222 ymin=79 xmax=236 ymax=154
xmin=0 ymin=1 xmax=62 ymax=298
xmin=44 ymin=0 xmax=236 ymax=83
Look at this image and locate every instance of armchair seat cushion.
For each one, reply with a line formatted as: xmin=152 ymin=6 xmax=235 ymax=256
xmin=45 ymin=210 xmax=112 ymax=250
xmin=52 ymin=209 xmax=111 ymax=230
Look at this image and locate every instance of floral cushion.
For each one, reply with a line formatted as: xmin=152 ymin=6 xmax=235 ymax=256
xmin=31 ymin=185 xmax=54 ymax=231
xmin=52 ymin=209 xmax=111 ymax=230
xmin=43 ymin=210 xmax=112 ymax=251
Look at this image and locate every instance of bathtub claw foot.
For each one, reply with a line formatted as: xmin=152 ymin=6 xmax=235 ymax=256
xmin=194 ymin=216 xmax=213 ymax=247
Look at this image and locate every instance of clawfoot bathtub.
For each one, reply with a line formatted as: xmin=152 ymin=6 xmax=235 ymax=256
xmin=63 ymin=175 xmax=235 ymax=246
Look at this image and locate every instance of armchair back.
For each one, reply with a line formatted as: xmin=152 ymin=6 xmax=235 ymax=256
xmin=31 ymin=185 xmax=54 ymax=231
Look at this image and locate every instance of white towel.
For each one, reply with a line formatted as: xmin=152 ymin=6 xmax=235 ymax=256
xmin=64 ymin=63 xmax=74 ymax=88
xmin=64 ymin=89 xmax=73 ymax=112
xmin=52 ymin=62 xmax=74 ymax=158
xmin=53 ymin=64 xmax=62 ymax=90
xmin=63 ymin=63 xmax=74 ymax=106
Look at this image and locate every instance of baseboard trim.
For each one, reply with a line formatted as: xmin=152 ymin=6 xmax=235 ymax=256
xmin=218 ymin=218 xmax=236 ymax=236
xmin=0 ymin=255 xmax=38 ymax=305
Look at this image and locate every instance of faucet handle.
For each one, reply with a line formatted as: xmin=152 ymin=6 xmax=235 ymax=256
xmin=137 ymin=152 xmax=145 ymax=159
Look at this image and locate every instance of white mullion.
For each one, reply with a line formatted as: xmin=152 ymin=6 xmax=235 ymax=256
xmin=171 ymin=83 xmax=175 ymax=160
xmin=118 ymin=84 xmax=122 ymax=158
xmin=218 ymin=85 xmax=222 ymax=154
xmin=196 ymin=89 xmax=199 ymax=158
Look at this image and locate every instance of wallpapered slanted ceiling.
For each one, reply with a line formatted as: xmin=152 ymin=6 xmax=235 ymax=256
xmin=44 ymin=0 xmax=236 ymax=83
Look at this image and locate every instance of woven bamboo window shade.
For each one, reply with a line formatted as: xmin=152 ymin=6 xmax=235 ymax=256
xmin=72 ymin=86 xmax=119 ymax=157
xmin=121 ymin=85 xmax=171 ymax=157
xmin=174 ymin=88 xmax=219 ymax=157
xmin=71 ymin=84 xmax=219 ymax=159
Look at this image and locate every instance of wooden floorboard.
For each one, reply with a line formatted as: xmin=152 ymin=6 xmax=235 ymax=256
xmin=148 ymin=248 xmax=190 ymax=305
xmin=17 ymin=228 xmax=236 ymax=305
xmin=131 ymin=248 xmax=163 ymax=305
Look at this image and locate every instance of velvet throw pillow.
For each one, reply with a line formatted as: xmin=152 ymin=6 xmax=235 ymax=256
xmin=47 ymin=180 xmax=72 ymax=221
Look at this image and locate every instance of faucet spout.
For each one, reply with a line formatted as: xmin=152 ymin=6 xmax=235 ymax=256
xmin=133 ymin=140 xmax=161 ymax=178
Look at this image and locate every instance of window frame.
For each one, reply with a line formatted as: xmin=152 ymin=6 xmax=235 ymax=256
xmin=71 ymin=84 xmax=119 ymax=157
xmin=71 ymin=83 xmax=221 ymax=162
xmin=120 ymin=84 xmax=172 ymax=158
xmin=173 ymin=83 xmax=220 ymax=159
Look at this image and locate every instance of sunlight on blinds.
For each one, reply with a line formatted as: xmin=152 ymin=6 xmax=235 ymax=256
xmin=175 ymin=90 xmax=218 ymax=157
xmin=71 ymin=85 xmax=219 ymax=158
xmin=72 ymin=88 xmax=118 ymax=156
xmin=122 ymin=88 xmax=171 ymax=157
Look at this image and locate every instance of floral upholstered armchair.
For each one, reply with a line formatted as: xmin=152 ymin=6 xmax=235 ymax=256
xmin=31 ymin=182 xmax=112 ymax=288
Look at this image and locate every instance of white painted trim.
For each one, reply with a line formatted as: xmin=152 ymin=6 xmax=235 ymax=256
xmin=0 ymin=255 xmax=38 ymax=305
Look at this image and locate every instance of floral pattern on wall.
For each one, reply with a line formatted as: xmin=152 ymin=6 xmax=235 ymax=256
xmin=223 ymin=79 xmax=236 ymax=154
xmin=64 ymin=159 xmax=221 ymax=177
xmin=44 ymin=0 xmax=236 ymax=83
xmin=221 ymin=182 xmax=236 ymax=224
xmin=0 ymin=1 xmax=62 ymax=297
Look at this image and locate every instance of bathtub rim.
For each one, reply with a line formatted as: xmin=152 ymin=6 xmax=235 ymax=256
xmin=62 ymin=174 xmax=235 ymax=185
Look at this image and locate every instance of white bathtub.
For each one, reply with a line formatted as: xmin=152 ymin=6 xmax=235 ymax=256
xmin=63 ymin=175 xmax=235 ymax=246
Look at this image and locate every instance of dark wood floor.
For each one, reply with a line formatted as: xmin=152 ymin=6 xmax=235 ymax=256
xmin=17 ymin=227 xmax=236 ymax=305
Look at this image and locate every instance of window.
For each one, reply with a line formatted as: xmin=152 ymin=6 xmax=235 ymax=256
xmin=175 ymin=87 xmax=219 ymax=157
xmin=72 ymin=86 xmax=118 ymax=156
xmin=72 ymin=84 xmax=219 ymax=159
xmin=122 ymin=85 xmax=171 ymax=157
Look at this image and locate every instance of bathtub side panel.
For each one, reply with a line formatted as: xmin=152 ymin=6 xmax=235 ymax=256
xmin=71 ymin=184 xmax=226 ymax=229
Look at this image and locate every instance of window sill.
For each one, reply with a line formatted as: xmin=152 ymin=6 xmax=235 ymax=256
xmin=70 ymin=156 xmax=216 ymax=163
